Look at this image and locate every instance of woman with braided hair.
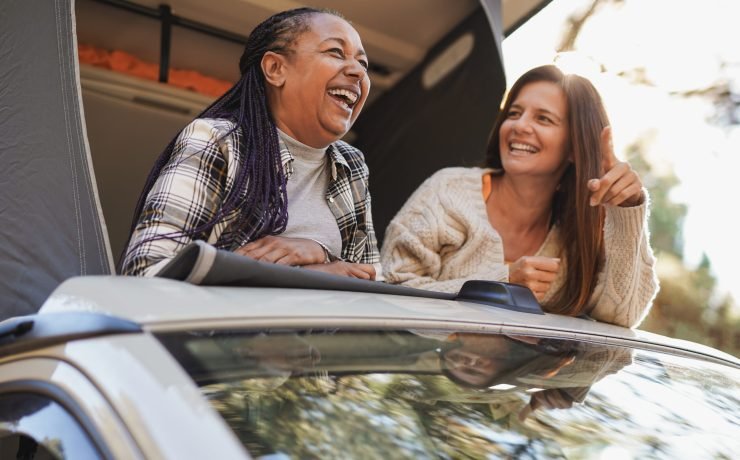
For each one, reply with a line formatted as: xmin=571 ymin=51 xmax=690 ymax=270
xmin=122 ymin=8 xmax=378 ymax=279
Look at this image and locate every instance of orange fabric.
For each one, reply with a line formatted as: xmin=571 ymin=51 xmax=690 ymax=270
xmin=78 ymin=43 xmax=234 ymax=98
xmin=481 ymin=173 xmax=509 ymax=263
xmin=482 ymin=172 xmax=492 ymax=202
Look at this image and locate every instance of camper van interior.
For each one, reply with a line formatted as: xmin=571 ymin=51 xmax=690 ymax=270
xmin=75 ymin=0 xmax=547 ymax=261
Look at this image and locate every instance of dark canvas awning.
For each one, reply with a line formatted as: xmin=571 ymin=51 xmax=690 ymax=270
xmin=0 ymin=0 xmax=113 ymax=319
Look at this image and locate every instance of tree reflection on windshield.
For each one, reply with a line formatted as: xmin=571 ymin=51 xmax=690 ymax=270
xmin=158 ymin=330 xmax=740 ymax=459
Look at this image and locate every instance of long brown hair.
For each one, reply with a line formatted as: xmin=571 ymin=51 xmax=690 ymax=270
xmin=485 ymin=65 xmax=608 ymax=316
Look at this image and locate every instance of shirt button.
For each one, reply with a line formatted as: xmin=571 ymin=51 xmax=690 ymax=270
xmin=329 ymin=196 xmax=334 ymax=203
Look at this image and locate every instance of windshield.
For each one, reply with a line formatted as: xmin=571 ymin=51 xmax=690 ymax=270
xmin=158 ymin=329 xmax=740 ymax=459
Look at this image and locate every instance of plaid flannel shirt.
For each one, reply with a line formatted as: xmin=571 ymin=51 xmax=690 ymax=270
xmin=121 ymin=118 xmax=379 ymax=276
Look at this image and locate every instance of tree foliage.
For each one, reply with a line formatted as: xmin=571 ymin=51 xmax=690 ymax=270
xmin=558 ymin=0 xmax=740 ymax=356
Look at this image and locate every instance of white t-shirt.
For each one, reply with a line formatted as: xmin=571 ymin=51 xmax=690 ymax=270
xmin=278 ymin=129 xmax=342 ymax=258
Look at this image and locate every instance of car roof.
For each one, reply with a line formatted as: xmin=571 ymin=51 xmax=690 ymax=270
xmin=39 ymin=275 xmax=740 ymax=368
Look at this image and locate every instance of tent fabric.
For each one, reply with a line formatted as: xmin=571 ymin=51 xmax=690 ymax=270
xmin=0 ymin=0 xmax=113 ymax=319
xmin=353 ymin=5 xmax=506 ymax=245
xmin=157 ymin=241 xmax=457 ymax=301
xmin=480 ymin=0 xmax=504 ymax=56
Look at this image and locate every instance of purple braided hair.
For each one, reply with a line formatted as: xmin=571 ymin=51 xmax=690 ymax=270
xmin=121 ymin=8 xmax=342 ymax=268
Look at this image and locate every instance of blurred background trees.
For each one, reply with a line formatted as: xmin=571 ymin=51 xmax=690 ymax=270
xmin=512 ymin=0 xmax=740 ymax=355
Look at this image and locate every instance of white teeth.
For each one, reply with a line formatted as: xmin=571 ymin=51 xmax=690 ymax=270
xmin=328 ymin=88 xmax=359 ymax=104
xmin=510 ymin=142 xmax=538 ymax=153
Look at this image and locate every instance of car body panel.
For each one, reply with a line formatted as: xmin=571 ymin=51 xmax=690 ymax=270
xmin=63 ymin=334 xmax=248 ymax=459
xmin=0 ymin=335 xmax=248 ymax=459
xmin=40 ymin=276 xmax=740 ymax=368
xmin=0 ymin=355 xmax=143 ymax=459
xmin=1 ymin=275 xmax=735 ymax=458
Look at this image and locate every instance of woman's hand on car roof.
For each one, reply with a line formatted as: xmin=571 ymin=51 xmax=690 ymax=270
xmin=303 ymin=261 xmax=376 ymax=280
xmin=235 ymin=236 xmax=327 ymax=266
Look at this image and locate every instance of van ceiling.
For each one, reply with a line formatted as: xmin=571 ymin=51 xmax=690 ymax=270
xmin=76 ymin=0 xmax=547 ymax=102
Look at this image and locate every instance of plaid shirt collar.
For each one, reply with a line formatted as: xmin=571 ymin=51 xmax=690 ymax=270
xmin=278 ymin=136 xmax=349 ymax=182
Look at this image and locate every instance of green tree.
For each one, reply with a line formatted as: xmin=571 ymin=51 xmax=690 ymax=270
xmin=557 ymin=0 xmax=739 ymax=356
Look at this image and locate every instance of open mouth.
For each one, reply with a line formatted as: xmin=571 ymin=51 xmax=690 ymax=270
xmin=509 ymin=142 xmax=539 ymax=154
xmin=327 ymin=87 xmax=360 ymax=110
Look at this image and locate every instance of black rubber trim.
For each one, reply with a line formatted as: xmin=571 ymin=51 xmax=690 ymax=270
xmin=159 ymin=242 xmax=458 ymax=300
xmin=0 ymin=313 xmax=142 ymax=357
xmin=158 ymin=241 xmax=544 ymax=314
xmin=158 ymin=4 xmax=172 ymax=83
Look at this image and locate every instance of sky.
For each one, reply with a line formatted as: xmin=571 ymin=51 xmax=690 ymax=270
xmin=502 ymin=0 xmax=740 ymax=307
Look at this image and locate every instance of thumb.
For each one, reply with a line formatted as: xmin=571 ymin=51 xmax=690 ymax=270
xmin=530 ymin=256 xmax=561 ymax=273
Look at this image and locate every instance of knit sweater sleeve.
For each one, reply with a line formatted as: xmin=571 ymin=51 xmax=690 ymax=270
xmin=381 ymin=169 xmax=509 ymax=293
xmin=587 ymin=191 xmax=659 ymax=328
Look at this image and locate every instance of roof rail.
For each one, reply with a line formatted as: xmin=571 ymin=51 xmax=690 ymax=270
xmin=0 ymin=312 xmax=142 ymax=357
xmin=157 ymin=241 xmax=544 ymax=314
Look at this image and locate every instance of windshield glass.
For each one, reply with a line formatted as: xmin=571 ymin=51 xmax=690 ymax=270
xmin=158 ymin=329 xmax=740 ymax=459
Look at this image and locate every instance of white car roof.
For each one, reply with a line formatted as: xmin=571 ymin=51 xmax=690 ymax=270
xmin=40 ymin=276 xmax=740 ymax=368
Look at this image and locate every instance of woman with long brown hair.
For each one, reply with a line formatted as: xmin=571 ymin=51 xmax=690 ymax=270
xmin=381 ymin=65 xmax=658 ymax=328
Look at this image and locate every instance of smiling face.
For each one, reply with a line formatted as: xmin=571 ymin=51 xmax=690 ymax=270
xmin=498 ymin=81 xmax=571 ymax=179
xmin=443 ymin=348 xmax=506 ymax=387
xmin=265 ymin=13 xmax=370 ymax=148
xmin=441 ymin=334 xmax=516 ymax=388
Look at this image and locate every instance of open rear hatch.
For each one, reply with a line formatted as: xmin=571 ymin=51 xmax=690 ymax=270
xmin=0 ymin=0 xmax=551 ymax=318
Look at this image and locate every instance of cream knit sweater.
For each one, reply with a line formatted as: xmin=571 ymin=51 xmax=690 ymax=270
xmin=381 ymin=167 xmax=659 ymax=328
